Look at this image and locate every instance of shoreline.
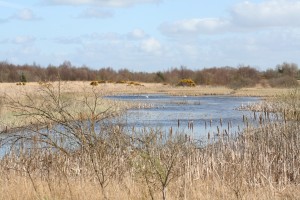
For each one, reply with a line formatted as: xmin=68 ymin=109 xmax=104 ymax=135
xmin=0 ymin=81 xmax=292 ymax=97
xmin=0 ymin=81 xmax=292 ymax=132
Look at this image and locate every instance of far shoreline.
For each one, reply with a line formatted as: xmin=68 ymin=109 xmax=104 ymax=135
xmin=0 ymin=81 xmax=293 ymax=97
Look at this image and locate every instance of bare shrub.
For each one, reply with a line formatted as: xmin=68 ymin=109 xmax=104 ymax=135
xmin=229 ymin=77 xmax=255 ymax=89
xmin=2 ymin=82 xmax=130 ymax=199
xmin=276 ymin=62 xmax=298 ymax=78
xmin=268 ymin=76 xmax=299 ymax=88
xmin=131 ymin=129 xmax=194 ymax=200
xmin=229 ymin=66 xmax=260 ymax=89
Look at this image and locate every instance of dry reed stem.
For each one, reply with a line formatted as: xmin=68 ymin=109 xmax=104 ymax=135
xmin=0 ymin=82 xmax=299 ymax=200
xmin=0 ymin=172 xmax=299 ymax=200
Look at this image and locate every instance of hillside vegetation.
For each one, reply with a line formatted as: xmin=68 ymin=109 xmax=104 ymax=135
xmin=0 ymin=61 xmax=299 ymax=88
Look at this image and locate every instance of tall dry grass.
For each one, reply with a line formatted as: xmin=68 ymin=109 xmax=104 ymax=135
xmin=0 ymin=81 xmax=147 ymax=132
xmin=0 ymin=84 xmax=299 ymax=199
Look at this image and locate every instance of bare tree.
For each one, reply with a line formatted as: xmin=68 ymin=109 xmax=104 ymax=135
xmin=3 ymin=82 xmax=131 ymax=199
xmin=132 ymin=129 xmax=192 ymax=200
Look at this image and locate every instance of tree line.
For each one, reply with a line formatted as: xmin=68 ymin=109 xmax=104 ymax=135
xmin=0 ymin=61 xmax=299 ymax=88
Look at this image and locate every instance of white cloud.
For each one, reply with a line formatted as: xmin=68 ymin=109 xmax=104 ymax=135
xmin=51 ymin=30 xmax=166 ymax=70
xmin=160 ymin=18 xmax=231 ymax=36
xmin=231 ymin=0 xmax=300 ymax=27
xmin=140 ymin=38 xmax=162 ymax=54
xmin=18 ymin=9 xmax=34 ymax=20
xmin=0 ymin=8 xmax=39 ymax=23
xmin=12 ymin=8 xmax=39 ymax=21
xmin=44 ymin=0 xmax=161 ymax=7
xmin=13 ymin=36 xmax=36 ymax=44
xmin=160 ymin=0 xmax=300 ymax=37
xmin=78 ymin=7 xmax=114 ymax=18
xmin=127 ymin=28 xmax=147 ymax=40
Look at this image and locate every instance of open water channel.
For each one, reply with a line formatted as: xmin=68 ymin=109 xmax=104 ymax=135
xmin=0 ymin=95 xmax=260 ymax=157
xmin=108 ymin=94 xmax=261 ymax=139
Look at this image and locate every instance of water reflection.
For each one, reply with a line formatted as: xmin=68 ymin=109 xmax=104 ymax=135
xmin=0 ymin=95 xmax=260 ymax=157
xmin=109 ymin=95 xmax=260 ymax=138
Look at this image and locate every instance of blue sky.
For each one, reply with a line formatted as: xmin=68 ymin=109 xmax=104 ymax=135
xmin=1 ymin=0 xmax=300 ymax=71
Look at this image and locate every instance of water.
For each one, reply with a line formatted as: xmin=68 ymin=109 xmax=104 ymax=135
xmin=0 ymin=95 xmax=260 ymax=157
xmin=108 ymin=94 xmax=260 ymax=138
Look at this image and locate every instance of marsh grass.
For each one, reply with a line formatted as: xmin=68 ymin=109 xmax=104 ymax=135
xmin=239 ymin=88 xmax=300 ymax=121
xmin=272 ymin=88 xmax=300 ymax=121
xmin=0 ymin=83 xmax=299 ymax=199
xmin=0 ymin=81 xmax=292 ymax=102
xmin=1 ymin=116 xmax=299 ymax=199
xmin=0 ymin=82 xmax=141 ymax=132
xmin=0 ymin=95 xmax=3 ymax=115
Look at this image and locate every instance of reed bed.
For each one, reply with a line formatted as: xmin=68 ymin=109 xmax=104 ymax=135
xmin=0 ymin=81 xmax=291 ymax=97
xmin=0 ymin=84 xmax=299 ymax=199
xmin=0 ymin=82 xmax=149 ymax=132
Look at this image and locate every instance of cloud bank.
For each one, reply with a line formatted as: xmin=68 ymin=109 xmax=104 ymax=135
xmin=160 ymin=18 xmax=231 ymax=36
xmin=231 ymin=0 xmax=300 ymax=27
xmin=11 ymin=8 xmax=39 ymax=21
xmin=160 ymin=0 xmax=300 ymax=36
xmin=2 ymin=0 xmax=300 ymax=70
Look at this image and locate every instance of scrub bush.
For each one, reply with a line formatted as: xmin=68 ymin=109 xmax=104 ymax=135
xmin=177 ymin=79 xmax=196 ymax=87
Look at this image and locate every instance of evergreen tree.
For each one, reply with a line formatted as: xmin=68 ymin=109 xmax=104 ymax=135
xmin=20 ymin=72 xmax=27 ymax=83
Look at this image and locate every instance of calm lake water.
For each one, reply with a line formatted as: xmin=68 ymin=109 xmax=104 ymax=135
xmin=109 ymin=95 xmax=261 ymax=138
xmin=0 ymin=95 xmax=260 ymax=157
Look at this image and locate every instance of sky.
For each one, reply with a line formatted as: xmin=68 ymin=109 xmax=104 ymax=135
xmin=1 ymin=0 xmax=300 ymax=72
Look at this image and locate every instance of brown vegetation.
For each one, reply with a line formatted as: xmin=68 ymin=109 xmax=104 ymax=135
xmin=177 ymin=78 xmax=196 ymax=87
xmin=1 ymin=61 xmax=299 ymax=88
xmin=90 ymin=81 xmax=99 ymax=86
xmin=0 ymin=84 xmax=299 ymax=199
xmin=0 ymin=81 xmax=296 ymax=136
xmin=16 ymin=82 xmax=26 ymax=86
